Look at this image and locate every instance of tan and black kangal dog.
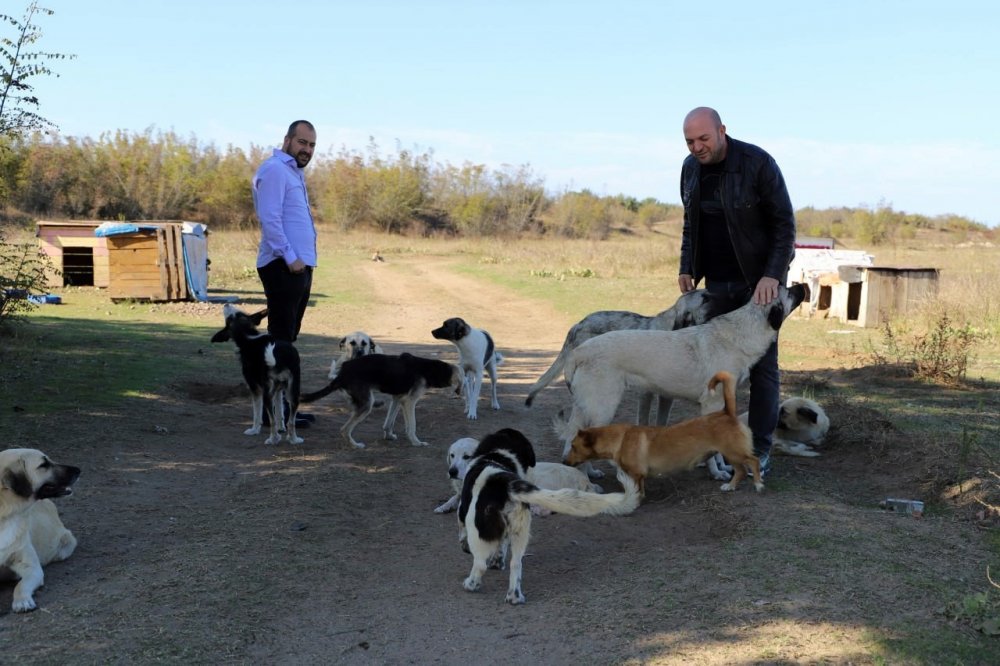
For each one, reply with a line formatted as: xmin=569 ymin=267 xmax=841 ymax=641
xmin=564 ymin=371 xmax=763 ymax=498
xmin=0 ymin=448 xmax=80 ymax=613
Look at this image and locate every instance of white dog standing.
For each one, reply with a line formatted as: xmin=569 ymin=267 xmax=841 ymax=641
xmin=431 ymin=317 xmax=504 ymax=420
xmin=557 ymin=284 xmax=808 ymax=480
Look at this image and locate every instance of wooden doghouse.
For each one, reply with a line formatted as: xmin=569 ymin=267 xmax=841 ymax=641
xmin=105 ymin=223 xmax=188 ymax=301
xmin=849 ymin=266 xmax=940 ymax=328
xmin=36 ymin=221 xmax=110 ymax=287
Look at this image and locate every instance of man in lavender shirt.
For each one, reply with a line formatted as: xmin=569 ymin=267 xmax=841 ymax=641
xmin=252 ymin=119 xmax=319 ymax=425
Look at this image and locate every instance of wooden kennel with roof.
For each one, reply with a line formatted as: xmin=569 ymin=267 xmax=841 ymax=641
xmin=105 ymin=222 xmax=188 ymax=301
xmin=36 ymin=221 xmax=110 ymax=288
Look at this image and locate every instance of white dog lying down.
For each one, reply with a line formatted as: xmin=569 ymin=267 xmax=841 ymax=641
xmin=0 ymin=448 xmax=80 ymax=613
xmin=434 ymin=437 xmax=602 ymax=515
xmin=740 ymin=396 xmax=830 ymax=457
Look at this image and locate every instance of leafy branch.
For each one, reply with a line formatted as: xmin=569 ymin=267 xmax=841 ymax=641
xmin=0 ymin=1 xmax=75 ymax=137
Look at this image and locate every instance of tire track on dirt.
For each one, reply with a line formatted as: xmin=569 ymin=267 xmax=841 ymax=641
xmin=357 ymin=255 xmax=569 ymax=351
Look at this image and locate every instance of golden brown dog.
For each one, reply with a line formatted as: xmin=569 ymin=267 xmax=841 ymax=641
xmin=564 ymin=371 xmax=763 ymax=497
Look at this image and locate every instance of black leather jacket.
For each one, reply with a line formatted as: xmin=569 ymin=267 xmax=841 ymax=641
xmin=679 ymin=135 xmax=796 ymax=286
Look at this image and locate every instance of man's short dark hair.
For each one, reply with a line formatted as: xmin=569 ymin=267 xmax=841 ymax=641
xmin=286 ymin=120 xmax=315 ymax=138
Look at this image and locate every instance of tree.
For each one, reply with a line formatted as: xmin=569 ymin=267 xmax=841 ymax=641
xmin=0 ymin=2 xmax=75 ymax=138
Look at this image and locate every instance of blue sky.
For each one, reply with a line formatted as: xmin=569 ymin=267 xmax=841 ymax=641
xmin=22 ymin=0 xmax=1000 ymax=226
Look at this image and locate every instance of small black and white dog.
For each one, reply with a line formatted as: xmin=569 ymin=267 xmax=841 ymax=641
xmin=431 ymin=317 xmax=504 ymax=420
xmin=211 ymin=304 xmax=303 ymax=446
xmin=301 ymin=353 xmax=461 ymax=448
xmin=457 ymin=428 xmax=639 ymax=605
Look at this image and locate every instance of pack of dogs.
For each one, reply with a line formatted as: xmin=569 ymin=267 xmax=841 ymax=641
xmin=4 ymin=284 xmax=829 ymax=610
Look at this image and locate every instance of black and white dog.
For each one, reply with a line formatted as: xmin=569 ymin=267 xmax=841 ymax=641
xmin=211 ymin=304 xmax=303 ymax=446
xmin=431 ymin=317 xmax=504 ymax=420
xmin=301 ymin=353 xmax=461 ymax=448
xmin=458 ymin=428 xmax=639 ymax=605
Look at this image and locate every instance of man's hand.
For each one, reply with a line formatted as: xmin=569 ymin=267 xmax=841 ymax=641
xmin=289 ymin=258 xmax=306 ymax=274
xmin=753 ymin=277 xmax=780 ymax=304
xmin=678 ymin=274 xmax=696 ymax=293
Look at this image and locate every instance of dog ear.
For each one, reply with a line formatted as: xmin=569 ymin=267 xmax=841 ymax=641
xmin=250 ymin=309 xmax=268 ymax=326
xmin=210 ymin=328 xmax=231 ymax=343
xmin=797 ymin=406 xmax=819 ymax=424
xmin=767 ymin=303 xmax=785 ymax=331
xmin=2 ymin=466 xmax=33 ymax=499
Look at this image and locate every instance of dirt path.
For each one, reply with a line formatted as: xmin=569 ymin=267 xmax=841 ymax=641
xmin=3 ymin=254 xmax=991 ymax=665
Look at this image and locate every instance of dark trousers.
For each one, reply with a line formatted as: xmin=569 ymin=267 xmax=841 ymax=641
xmin=704 ymin=279 xmax=779 ymax=456
xmin=257 ymin=259 xmax=312 ymax=343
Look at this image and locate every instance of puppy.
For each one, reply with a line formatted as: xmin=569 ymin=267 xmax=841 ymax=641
xmin=211 ymin=304 xmax=303 ymax=446
xmin=301 ymin=353 xmax=461 ymax=448
xmin=431 ymin=317 xmax=504 ymax=419
xmin=564 ymin=371 xmax=763 ymax=497
xmin=458 ymin=428 xmax=638 ymax=604
xmin=328 ymin=331 xmax=383 ymax=380
xmin=0 ymin=448 xmax=80 ymax=613
xmin=434 ymin=436 xmax=601 ymax=514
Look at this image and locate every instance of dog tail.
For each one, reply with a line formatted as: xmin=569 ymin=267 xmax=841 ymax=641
xmin=509 ymin=467 xmax=639 ymax=517
xmin=300 ymin=376 xmax=343 ymax=403
xmin=707 ymin=371 xmax=738 ymax=418
xmin=550 ymin=408 xmax=578 ymax=444
xmin=525 ymin=346 xmax=572 ymax=407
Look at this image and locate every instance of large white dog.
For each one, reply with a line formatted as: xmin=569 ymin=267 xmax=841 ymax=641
xmin=556 ymin=284 xmax=808 ymax=479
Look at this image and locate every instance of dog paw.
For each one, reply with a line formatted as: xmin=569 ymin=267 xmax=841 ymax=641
xmin=12 ymin=597 xmax=37 ymax=613
xmin=505 ymin=588 xmax=526 ymax=605
xmin=463 ymin=577 xmax=481 ymax=592
xmin=710 ymin=470 xmax=733 ymax=482
xmin=383 ymin=432 xmax=398 ymax=441
xmin=491 ymin=402 xmax=500 ymax=410
xmin=244 ymin=426 xmax=261 ymax=436
xmin=264 ymin=435 xmax=281 ymax=445
xmin=754 ymin=482 xmax=765 ymax=492
xmin=411 ymin=440 xmax=429 ymax=447
xmin=719 ymin=482 xmax=735 ymax=492
xmin=350 ymin=440 xmax=367 ymax=449
xmin=288 ymin=435 xmax=304 ymax=445
xmin=530 ymin=505 xmax=553 ymax=517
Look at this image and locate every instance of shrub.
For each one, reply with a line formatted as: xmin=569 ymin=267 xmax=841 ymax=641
xmin=869 ymin=311 xmax=980 ymax=386
xmin=0 ymin=229 xmax=57 ymax=326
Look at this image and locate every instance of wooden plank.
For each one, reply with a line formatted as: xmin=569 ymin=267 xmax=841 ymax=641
xmin=53 ymin=235 xmax=102 ymax=247
xmin=109 ymin=251 xmax=162 ymax=267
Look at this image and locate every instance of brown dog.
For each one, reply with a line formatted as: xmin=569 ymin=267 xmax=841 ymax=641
xmin=564 ymin=371 xmax=763 ymax=497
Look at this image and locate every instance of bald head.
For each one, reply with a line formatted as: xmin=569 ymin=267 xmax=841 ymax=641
xmin=683 ymin=107 xmax=727 ymax=165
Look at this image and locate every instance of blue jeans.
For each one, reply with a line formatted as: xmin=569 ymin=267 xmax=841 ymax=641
xmin=704 ymin=279 xmax=779 ymax=456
